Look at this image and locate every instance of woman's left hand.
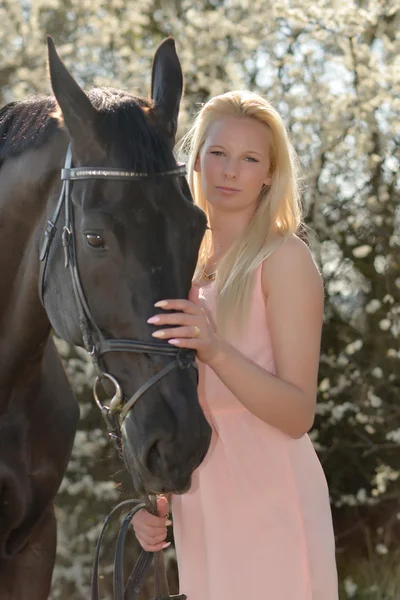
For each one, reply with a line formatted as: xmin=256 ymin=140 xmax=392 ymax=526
xmin=147 ymin=287 xmax=223 ymax=365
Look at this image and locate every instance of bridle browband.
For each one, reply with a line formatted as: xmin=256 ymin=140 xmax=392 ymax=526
xmin=62 ymin=164 xmax=187 ymax=181
xmin=39 ymin=145 xmax=193 ymax=600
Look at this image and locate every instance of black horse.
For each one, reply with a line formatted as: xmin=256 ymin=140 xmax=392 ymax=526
xmin=0 ymin=37 xmax=211 ymax=599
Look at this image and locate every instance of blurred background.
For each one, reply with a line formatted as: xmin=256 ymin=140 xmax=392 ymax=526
xmin=1 ymin=0 xmax=398 ymax=598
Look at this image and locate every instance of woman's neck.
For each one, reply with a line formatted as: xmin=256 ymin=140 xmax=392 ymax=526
xmin=208 ymin=211 xmax=252 ymax=262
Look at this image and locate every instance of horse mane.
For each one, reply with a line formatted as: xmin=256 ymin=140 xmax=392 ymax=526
xmin=0 ymin=97 xmax=59 ymax=166
xmin=0 ymin=88 xmax=172 ymax=172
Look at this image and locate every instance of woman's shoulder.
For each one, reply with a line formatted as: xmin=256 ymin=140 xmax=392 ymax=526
xmin=260 ymin=234 xmax=323 ymax=299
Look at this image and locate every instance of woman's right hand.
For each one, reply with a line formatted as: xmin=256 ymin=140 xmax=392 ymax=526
xmin=131 ymin=495 xmax=172 ymax=552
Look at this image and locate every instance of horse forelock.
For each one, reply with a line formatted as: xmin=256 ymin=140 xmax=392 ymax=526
xmin=87 ymin=87 xmax=173 ymax=173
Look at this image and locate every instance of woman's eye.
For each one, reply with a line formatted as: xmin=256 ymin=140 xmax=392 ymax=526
xmin=85 ymin=233 xmax=106 ymax=248
xmin=210 ymin=151 xmax=224 ymax=156
xmin=245 ymin=156 xmax=259 ymax=163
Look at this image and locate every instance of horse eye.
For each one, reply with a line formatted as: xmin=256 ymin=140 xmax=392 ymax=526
xmin=85 ymin=233 xmax=105 ymax=248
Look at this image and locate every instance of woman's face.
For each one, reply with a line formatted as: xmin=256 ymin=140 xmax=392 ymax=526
xmin=195 ymin=116 xmax=272 ymax=217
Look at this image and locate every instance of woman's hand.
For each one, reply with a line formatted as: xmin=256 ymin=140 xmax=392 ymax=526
xmin=131 ymin=495 xmax=171 ymax=552
xmin=147 ymin=286 xmax=224 ymax=365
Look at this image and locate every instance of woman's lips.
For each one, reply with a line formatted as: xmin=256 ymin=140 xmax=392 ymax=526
xmin=215 ymin=186 xmax=241 ymax=195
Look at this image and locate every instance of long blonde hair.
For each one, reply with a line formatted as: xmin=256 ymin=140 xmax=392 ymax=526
xmin=178 ymin=90 xmax=303 ymax=334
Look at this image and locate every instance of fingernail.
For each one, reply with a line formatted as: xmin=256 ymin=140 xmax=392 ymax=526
xmin=152 ymin=330 xmax=165 ymax=338
xmin=147 ymin=316 xmax=160 ymax=324
xmin=168 ymin=339 xmax=180 ymax=345
xmin=162 ymin=542 xmax=171 ymax=549
xmin=165 ymin=519 xmax=172 ymax=526
xmin=154 ymin=300 xmax=168 ymax=307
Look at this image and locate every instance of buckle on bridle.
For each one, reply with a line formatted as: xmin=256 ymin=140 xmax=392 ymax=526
xmin=62 ymin=226 xmax=71 ymax=268
xmin=39 ymin=220 xmax=57 ymax=261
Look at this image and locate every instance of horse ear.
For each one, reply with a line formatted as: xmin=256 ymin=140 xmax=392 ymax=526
xmin=151 ymin=37 xmax=183 ymax=141
xmin=47 ymin=36 xmax=97 ymax=151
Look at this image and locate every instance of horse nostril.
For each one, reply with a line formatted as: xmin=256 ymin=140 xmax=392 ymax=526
xmin=146 ymin=442 xmax=161 ymax=473
xmin=0 ymin=471 xmax=26 ymax=526
xmin=0 ymin=478 xmax=14 ymax=513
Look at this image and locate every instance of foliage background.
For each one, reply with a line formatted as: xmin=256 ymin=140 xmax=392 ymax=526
xmin=1 ymin=0 xmax=399 ymax=598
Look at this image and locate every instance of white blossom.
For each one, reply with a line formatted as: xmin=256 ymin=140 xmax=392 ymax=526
xmin=371 ymin=367 xmax=383 ymax=379
xmin=375 ymin=543 xmax=388 ymax=555
xmin=365 ymin=299 xmax=381 ymax=314
xmin=368 ymin=389 xmax=382 ymax=408
xmin=345 ymin=339 xmax=363 ymax=354
xmin=379 ymin=318 xmax=391 ymax=331
xmin=352 ymin=245 xmax=372 ymax=258
xmin=319 ymin=377 xmax=330 ymax=392
xmin=372 ymin=465 xmax=399 ymax=496
xmin=386 ymin=429 xmax=400 ymax=444
xmin=356 ymin=488 xmax=367 ymax=504
xmin=343 ymin=576 xmax=358 ymax=597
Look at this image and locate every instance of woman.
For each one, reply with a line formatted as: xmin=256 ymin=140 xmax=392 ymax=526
xmin=132 ymin=90 xmax=338 ymax=599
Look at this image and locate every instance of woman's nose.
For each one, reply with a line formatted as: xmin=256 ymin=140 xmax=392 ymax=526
xmin=223 ymin=158 xmax=238 ymax=179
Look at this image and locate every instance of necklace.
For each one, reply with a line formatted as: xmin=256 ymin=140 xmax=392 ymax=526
xmin=203 ymin=270 xmax=216 ymax=281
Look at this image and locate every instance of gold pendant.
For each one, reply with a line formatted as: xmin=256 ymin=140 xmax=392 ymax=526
xmin=203 ymin=271 xmax=216 ymax=281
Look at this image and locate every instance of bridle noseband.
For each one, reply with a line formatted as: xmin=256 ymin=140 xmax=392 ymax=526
xmin=39 ymin=146 xmax=194 ymax=599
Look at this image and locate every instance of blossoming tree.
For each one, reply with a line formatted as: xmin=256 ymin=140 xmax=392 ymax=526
xmin=0 ymin=0 xmax=398 ymax=597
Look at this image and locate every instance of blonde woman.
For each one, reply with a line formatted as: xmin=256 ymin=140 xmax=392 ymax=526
xmin=132 ymin=91 xmax=338 ymax=599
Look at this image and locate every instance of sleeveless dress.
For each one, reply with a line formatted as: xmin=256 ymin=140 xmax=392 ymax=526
xmin=171 ymin=263 xmax=338 ymax=600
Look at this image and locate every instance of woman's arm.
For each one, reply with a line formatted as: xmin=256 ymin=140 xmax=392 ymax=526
xmin=149 ymin=236 xmax=324 ymax=439
xmin=207 ymin=236 xmax=324 ymax=438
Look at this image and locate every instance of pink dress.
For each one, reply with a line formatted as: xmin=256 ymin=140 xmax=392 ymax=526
xmin=171 ymin=264 xmax=338 ymax=600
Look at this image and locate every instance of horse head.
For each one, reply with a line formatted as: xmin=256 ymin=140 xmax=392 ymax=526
xmin=41 ymin=38 xmax=211 ymax=495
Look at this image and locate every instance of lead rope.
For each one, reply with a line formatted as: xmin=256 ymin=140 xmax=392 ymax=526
xmin=146 ymin=496 xmax=173 ymax=600
xmin=146 ymin=497 xmax=187 ymax=600
xmin=112 ymin=496 xmax=164 ymax=600
xmin=91 ymin=499 xmax=147 ymax=600
xmin=91 ymin=497 xmax=162 ymax=600
xmin=113 ymin=504 xmax=150 ymax=600
xmin=91 ymin=496 xmax=186 ymax=600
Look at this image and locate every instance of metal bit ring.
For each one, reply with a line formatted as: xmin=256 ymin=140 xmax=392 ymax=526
xmin=93 ymin=372 xmax=123 ymax=413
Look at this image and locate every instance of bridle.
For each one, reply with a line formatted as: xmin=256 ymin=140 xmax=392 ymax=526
xmin=39 ymin=145 xmax=193 ymax=599
xmin=39 ymin=145 xmax=197 ymax=438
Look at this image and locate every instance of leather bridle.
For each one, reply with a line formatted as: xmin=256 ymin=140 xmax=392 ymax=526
xmin=39 ymin=145 xmax=197 ymax=436
xmin=39 ymin=145 xmax=193 ymax=599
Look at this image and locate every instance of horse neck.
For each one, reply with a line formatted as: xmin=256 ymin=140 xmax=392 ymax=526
xmin=0 ymin=132 xmax=67 ymax=391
